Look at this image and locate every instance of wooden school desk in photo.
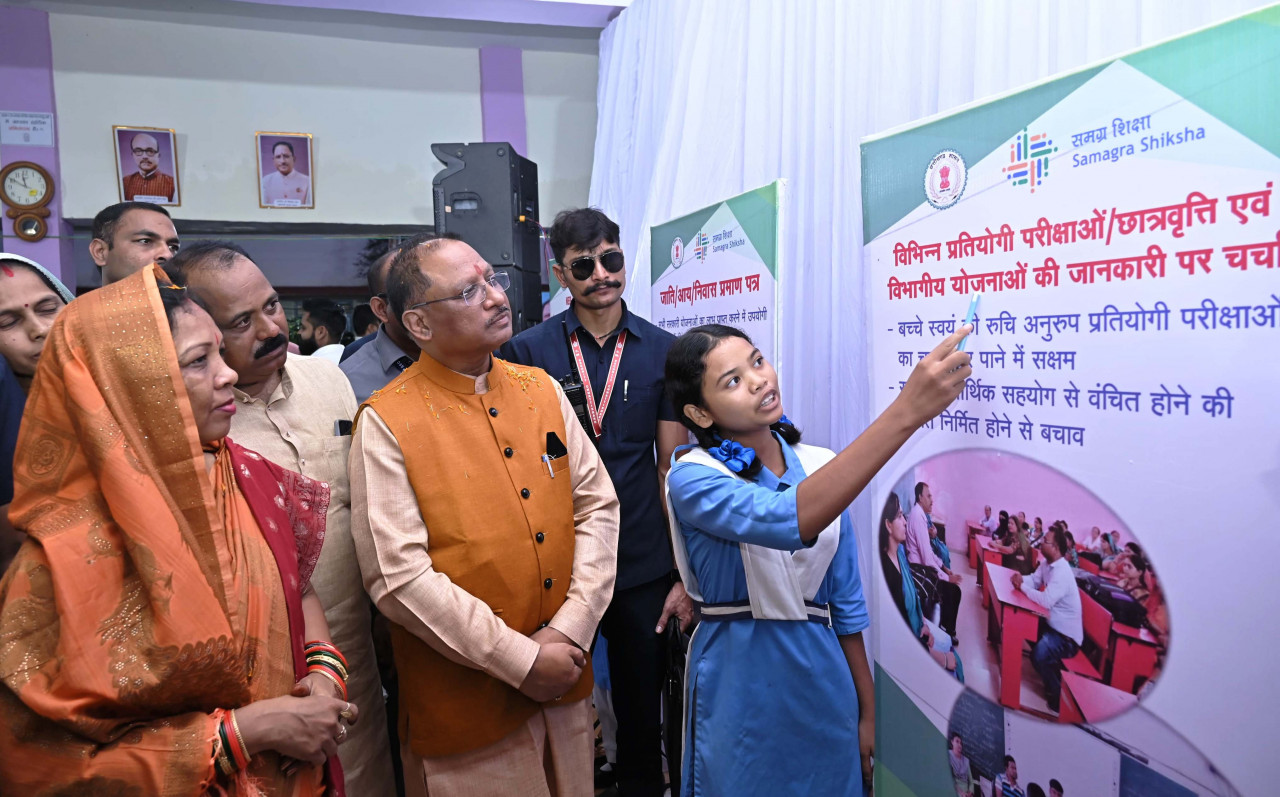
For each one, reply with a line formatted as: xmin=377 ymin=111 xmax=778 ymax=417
xmin=1058 ymin=671 xmax=1138 ymax=724
xmin=1109 ymin=621 xmax=1160 ymax=693
xmin=973 ymin=535 xmax=1005 ymax=595
xmin=983 ymin=562 xmax=1048 ymax=710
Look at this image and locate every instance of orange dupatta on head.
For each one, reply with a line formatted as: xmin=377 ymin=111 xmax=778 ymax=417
xmin=0 ymin=266 xmax=333 ymax=796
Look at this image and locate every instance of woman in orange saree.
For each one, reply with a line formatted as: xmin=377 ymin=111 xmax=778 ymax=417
xmin=0 ymin=265 xmax=355 ymax=795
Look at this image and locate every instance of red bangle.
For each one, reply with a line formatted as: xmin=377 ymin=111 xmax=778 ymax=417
xmin=304 ymin=640 xmax=348 ymax=669
xmin=223 ymin=713 xmax=250 ymax=771
xmin=308 ymin=665 xmax=348 ymax=700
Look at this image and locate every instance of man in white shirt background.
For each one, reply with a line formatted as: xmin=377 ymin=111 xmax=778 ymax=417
xmin=1012 ymin=525 xmax=1083 ymax=714
xmin=980 ymin=504 xmax=1001 ymax=534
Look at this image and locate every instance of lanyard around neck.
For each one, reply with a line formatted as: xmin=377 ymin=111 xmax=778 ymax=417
xmin=568 ymin=329 xmax=627 ymax=438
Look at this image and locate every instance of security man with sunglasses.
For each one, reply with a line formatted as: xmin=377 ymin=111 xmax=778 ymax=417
xmin=501 ymin=208 xmax=693 ymax=797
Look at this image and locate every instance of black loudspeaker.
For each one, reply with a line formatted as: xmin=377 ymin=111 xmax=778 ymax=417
xmin=497 ymin=265 xmax=542 ymax=333
xmin=431 ymin=142 xmax=541 ymax=273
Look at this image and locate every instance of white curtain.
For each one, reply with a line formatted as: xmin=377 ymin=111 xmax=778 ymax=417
xmin=588 ymin=0 xmax=1271 ymax=554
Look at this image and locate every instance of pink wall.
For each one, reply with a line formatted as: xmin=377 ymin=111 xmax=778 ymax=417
xmin=913 ymin=449 xmax=1132 ymax=553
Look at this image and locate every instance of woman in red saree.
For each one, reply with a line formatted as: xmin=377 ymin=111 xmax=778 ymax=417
xmin=0 ymin=265 xmax=355 ymax=795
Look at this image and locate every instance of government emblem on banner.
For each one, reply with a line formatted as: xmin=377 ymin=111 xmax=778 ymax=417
xmin=671 ymin=237 xmax=684 ymax=269
xmin=924 ymin=149 xmax=967 ymax=209
xmin=1002 ymin=128 xmax=1058 ymax=193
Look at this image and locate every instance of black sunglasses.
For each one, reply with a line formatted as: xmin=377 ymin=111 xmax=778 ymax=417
xmin=566 ymin=250 xmax=625 ymax=281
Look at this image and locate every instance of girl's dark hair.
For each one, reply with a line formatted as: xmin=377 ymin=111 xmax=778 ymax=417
xmin=1128 ymin=551 xmax=1149 ymax=574
xmin=157 ymin=279 xmax=193 ymax=333
xmin=878 ymin=492 xmax=902 ymax=559
xmin=664 ymin=324 xmax=799 ymax=479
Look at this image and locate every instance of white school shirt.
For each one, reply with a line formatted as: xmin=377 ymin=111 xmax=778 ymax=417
xmin=1022 ymin=557 xmax=1083 ymax=644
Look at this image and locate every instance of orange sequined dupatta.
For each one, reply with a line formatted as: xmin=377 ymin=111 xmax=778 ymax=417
xmin=0 ymin=265 xmax=327 ymax=796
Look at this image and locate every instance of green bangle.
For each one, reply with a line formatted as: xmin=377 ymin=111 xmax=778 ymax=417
xmin=306 ymin=652 xmax=348 ymax=680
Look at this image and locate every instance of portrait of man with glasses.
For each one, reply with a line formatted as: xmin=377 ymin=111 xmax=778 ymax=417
xmin=114 ymin=126 xmax=179 ymax=205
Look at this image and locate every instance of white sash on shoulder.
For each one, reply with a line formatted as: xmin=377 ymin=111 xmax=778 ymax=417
xmin=664 ymin=443 xmax=840 ymax=622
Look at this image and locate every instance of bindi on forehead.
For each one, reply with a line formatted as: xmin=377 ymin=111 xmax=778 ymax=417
xmin=1 ymin=265 xmax=13 ymax=278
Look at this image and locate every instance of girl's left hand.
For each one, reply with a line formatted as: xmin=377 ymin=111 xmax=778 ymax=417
xmin=859 ymin=713 xmax=875 ymax=785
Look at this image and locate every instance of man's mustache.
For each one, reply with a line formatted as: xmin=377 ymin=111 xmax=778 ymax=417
xmin=585 ymin=280 xmax=622 ymax=295
xmin=254 ymin=334 xmax=288 ymax=360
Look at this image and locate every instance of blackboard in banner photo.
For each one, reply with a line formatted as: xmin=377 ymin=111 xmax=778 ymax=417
xmin=947 ymin=690 xmax=1005 ymax=783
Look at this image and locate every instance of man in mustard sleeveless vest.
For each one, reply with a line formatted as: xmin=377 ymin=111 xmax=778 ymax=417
xmin=349 ymin=233 xmax=620 ymax=797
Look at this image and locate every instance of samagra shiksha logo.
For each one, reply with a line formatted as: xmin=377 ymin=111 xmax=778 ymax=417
xmin=1002 ymin=128 xmax=1058 ymax=193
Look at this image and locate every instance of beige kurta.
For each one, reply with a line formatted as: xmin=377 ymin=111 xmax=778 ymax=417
xmin=350 ymin=367 xmax=618 ymax=796
xmin=230 ymin=353 xmax=395 ymax=797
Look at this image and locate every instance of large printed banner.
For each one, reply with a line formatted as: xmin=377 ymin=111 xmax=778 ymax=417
xmin=648 ymin=182 xmax=781 ymax=361
xmin=862 ymin=8 xmax=1278 ymax=797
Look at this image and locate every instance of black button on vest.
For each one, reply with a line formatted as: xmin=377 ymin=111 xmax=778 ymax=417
xmin=521 ymin=488 xmax=530 ymax=499
xmin=504 ymin=447 xmax=513 ymax=458
xmin=489 ymin=407 xmax=499 ymax=417
xmin=543 ymin=578 xmax=553 ymax=589
xmin=535 ymin=532 xmax=545 ymax=543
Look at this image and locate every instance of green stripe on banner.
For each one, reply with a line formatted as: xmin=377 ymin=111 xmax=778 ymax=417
xmin=860 ymin=65 xmax=1104 ymax=243
xmin=724 ymin=181 xmax=780 ymax=278
xmin=1122 ymin=6 xmax=1280 ymax=160
xmin=649 ymin=204 xmax=721 ymax=284
xmin=874 ymin=763 xmax=916 ymax=797
xmin=873 ymin=662 xmax=956 ymax=797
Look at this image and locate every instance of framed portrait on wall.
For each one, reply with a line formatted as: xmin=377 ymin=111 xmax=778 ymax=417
xmin=256 ymin=131 xmax=314 ymax=209
xmin=113 ymin=125 xmax=180 ymax=205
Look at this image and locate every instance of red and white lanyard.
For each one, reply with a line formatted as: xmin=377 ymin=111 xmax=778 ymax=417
xmin=569 ymin=329 xmax=627 ymax=438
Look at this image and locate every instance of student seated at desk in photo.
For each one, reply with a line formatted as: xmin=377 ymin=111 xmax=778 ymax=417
xmin=1028 ymin=516 xmax=1045 ymax=548
xmin=1119 ymin=549 xmax=1170 ymax=649
xmin=990 ymin=516 xmax=1034 ymax=576
xmin=1061 ymin=528 xmax=1080 ymax=568
xmin=980 ymin=505 xmax=1001 ymax=535
xmin=1084 ymin=525 xmax=1104 ymax=552
xmin=880 ymin=494 xmax=962 ymax=680
xmin=1011 ymin=527 xmax=1083 ymax=715
xmin=1104 ymin=540 xmax=1140 ymax=575
xmin=1098 ymin=532 xmax=1121 ymax=570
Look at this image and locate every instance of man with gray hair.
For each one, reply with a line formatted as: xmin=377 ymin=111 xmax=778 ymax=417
xmin=349 ymin=232 xmax=618 ymax=796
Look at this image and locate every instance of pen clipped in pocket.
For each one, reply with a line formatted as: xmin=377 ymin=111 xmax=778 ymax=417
xmin=543 ymin=432 xmax=569 ymax=478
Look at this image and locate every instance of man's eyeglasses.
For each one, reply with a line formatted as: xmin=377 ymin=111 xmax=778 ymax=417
xmin=408 ymin=271 xmax=511 ymax=310
xmin=132 ymin=148 xmax=160 ymax=157
xmin=566 ymin=250 xmax=625 ymax=281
